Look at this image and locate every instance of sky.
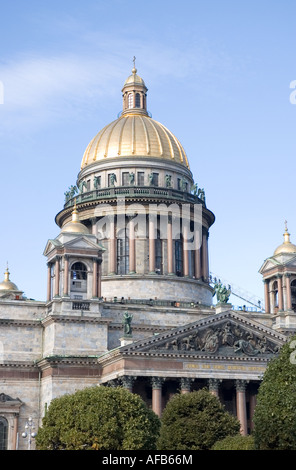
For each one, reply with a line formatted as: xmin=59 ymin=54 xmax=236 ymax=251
xmin=0 ymin=0 xmax=295 ymax=307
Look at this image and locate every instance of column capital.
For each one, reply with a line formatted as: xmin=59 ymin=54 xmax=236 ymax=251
xmin=276 ymin=274 xmax=283 ymax=279
xmin=180 ymin=377 xmax=194 ymax=391
xmin=151 ymin=377 xmax=165 ymax=389
xmin=285 ymin=272 xmax=292 ymax=278
xmin=208 ymin=378 xmax=222 ymax=392
xmin=235 ymin=379 xmax=248 ymax=392
xmin=263 ymin=278 xmax=269 ymax=284
xmin=106 ymin=379 xmax=121 ymax=388
xmin=120 ymin=375 xmax=136 ymax=390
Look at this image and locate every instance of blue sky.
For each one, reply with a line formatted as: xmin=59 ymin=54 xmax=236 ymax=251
xmin=0 ymin=0 xmax=295 ymax=306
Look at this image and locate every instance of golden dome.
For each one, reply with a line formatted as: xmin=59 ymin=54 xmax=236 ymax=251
xmin=123 ymin=67 xmax=146 ymax=88
xmin=61 ymin=202 xmax=89 ymax=234
xmin=274 ymin=222 xmax=296 ymax=255
xmin=0 ymin=266 xmax=19 ymax=291
xmin=81 ymin=114 xmax=189 ymax=169
xmin=81 ymin=63 xmax=189 ymax=169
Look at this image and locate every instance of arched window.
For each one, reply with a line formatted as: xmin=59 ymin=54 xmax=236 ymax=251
xmin=175 ymin=239 xmax=183 ymax=276
xmin=0 ymin=417 xmax=8 ymax=450
xmin=128 ymin=93 xmax=133 ymax=109
xmin=71 ymin=262 xmax=87 ymax=280
xmin=272 ymin=280 xmax=278 ymax=308
xmin=135 ymin=93 xmax=141 ymax=108
xmin=117 ymin=229 xmax=129 ymax=275
xmin=70 ymin=262 xmax=87 ymax=298
xmin=155 ymin=231 xmax=163 ymax=274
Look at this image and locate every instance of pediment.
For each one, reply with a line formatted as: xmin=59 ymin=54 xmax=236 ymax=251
xmin=259 ymin=257 xmax=281 ymax=273
xmin=43 ymin=239 xmax=62 ymax=256
xmin=260 ymin=254 xmax=296 ymax=273
xmin=121 ymin=311 xmax=286 ymax=360
xmin=44 ymin=235 xmax=105 ymax=256
xmin=62 ymin=235 xmax=104 ymax=251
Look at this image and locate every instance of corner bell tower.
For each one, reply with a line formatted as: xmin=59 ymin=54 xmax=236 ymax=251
xmin=259 ymin=222 xmax=296 ymax=330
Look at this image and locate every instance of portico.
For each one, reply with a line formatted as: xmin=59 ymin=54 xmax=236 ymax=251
xmin=97 ymin=310 xmax=286 ymax=435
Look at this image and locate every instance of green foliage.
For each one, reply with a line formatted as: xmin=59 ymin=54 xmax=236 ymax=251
xmin=212 ymin=434 xmax=254 ymax=450
xmin=36 ymin=386 xmax=161 ymax=450
xmin=253 ymin=334 xmax=296 ymax=450
xmin=157 ymin=389 xmax=240 ymax=450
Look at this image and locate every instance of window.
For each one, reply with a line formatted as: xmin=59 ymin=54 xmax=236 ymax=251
xmin=154 ymin=173 xmax=159 ymax=186
xmin=128 ymin=93 xmax=133 ymax=109
xmin=0 ymin=417 xmax=8 ymax=450
xmin=272 ymin=281 xmax=278 ymax=308
xmin=135 ymin=93 xmax=141 ymax=108
xmin=86 ymin=179 xmax=91 ymax=191
xmin=155 ymin=231 xmax=163 ymax=274
xmin=122 ymin=172 xmax=129 ymax=186
xmin=117 ymin=229 xmax=129 ymax=275
xmin=71 ymin=262 xmax=87 ymax=280
xmin=291 ymin=279 xmax=296 ymax=312
xmin=175 ymin=239 xmax=183 ymax=276
xmin=137 ymin=172 xmax=145 ymax=186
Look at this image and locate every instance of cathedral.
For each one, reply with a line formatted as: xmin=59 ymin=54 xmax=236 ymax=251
xmin=0 ymin=64 xmax=296 ymax=450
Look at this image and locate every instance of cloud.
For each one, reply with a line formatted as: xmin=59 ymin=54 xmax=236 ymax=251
xmin=0 ymin=34 xmax=241 ymax=135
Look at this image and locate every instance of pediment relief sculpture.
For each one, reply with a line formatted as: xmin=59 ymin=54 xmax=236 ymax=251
xmin=152 ymin=320 xmax=281 ymax=357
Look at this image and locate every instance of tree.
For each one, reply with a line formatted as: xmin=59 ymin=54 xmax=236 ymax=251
xmin=157 ymin=389 xmax=240 ymax=450
xmin=253 ymin=334 xmax=296 ymax=450
xmin=36 ymin=386 xmax=161 ymax=450
xmin=212 ymin=434 xmax=254 ymax=450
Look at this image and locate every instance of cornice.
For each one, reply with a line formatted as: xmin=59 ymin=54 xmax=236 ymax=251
xmin=37 ymin=355 xmax=100 ymax=370
xmin=41 ymin=314 xmax=112 ymax=327
xmin=0 ymin=318 xmax=42 ymax=327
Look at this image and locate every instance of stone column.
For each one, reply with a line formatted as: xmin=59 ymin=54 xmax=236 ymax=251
xmin=47 ymin=263 xmax=52 ymax=302
xmin=54 ymin=257 xmax=60 ymax=297
xmin=109 ymin=217 xmax=116 ymax=275
xmin=149 ymin=216 xmax=156 ymax=273
xmin=194 ymin=227 xmax=202 ymax=279
xmin=90 ymin=217 xmax=97 ymax=235
xmin=121 ymin=375 xmax=135 ymax=393
xmin=167 ymin=216 xmax=174 ymax=275
xmin=263 ymin=279 xmax=270 ymax=313
xmin=13 ymin=414 xmax=18 ymax=450
xmin=128 ymin=217 xmax=136 ymax=274
xmin=63 ymin=256 xmax=69 ymax=297
xmin=97 ymin=260 xmax=102 ymax=298
xmin=277 ymin=275 xmax=283 ymax=311
xmin=92 ymin=259 xmax=98 ymax=298
xmin=202 ymin=231 xmax=209 ymax=281
xmin=236 ymin=380 xmax=248 ymax=436
xmin=208 ymin=378 xmax=221 ymax=398
xmin=183 ymin=222 xmax=189 ymax=277
xmin=180 ymin=377 xmax=193 ymax=394
xmin=285 ymin=273 xmax=292 ymax=311
xmin=151 ymin=377 xmax=164 ymax=417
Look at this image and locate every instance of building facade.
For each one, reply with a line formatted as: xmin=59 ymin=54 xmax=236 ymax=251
xmin=0 ymin=65 xmax=294 ymax=450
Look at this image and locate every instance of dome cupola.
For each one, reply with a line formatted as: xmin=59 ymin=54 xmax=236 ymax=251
xmin=121 ymin=57 xmax=148 ymax=116
xmin=274 ymin=222 xmax=296 ymax=255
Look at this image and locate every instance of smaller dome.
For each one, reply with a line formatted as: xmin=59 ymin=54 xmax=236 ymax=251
xmin=61 ymin=203 xmax=89 ymax=234
xmin=0 ymin=266 xmax=19 ymax=291
xmin=123 ymin=67 xmax=146 ymax=88
xmin=274 ymin=223 xmax=296 ymax=255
